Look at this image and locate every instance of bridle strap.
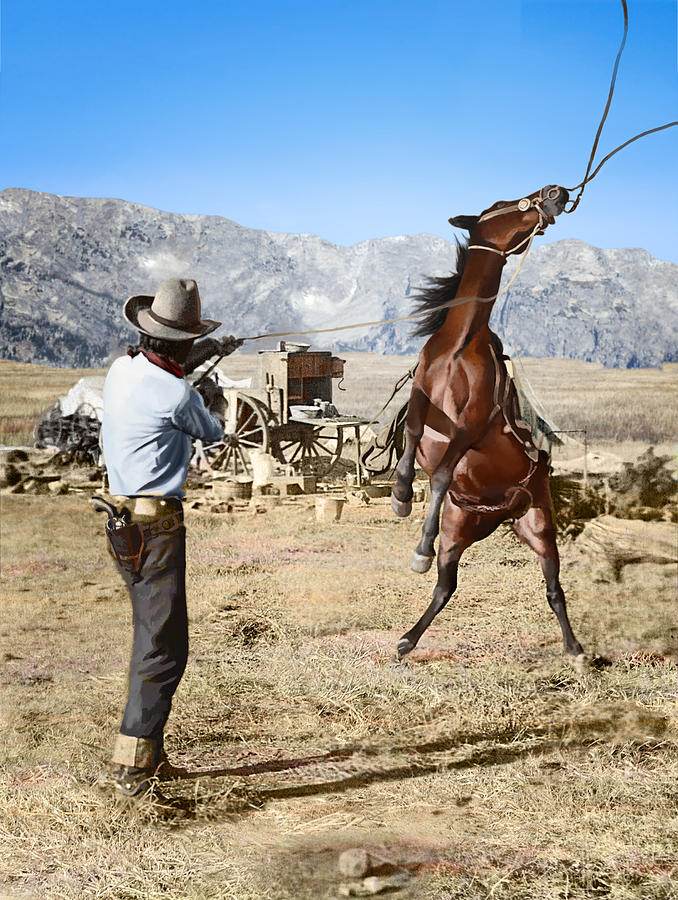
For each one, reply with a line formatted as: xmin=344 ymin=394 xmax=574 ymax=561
xmin=468 ymin=243 xmax=505 ymax=256
xmin=476 ymin=202 xmax=528 ymax=223
xmin=469 ymin=223 xmax=540 ymax=259
xmin=469 ymin=187 xmax=552 ymax=258
xmin=468 ymin=184 xmax=559 ymax=257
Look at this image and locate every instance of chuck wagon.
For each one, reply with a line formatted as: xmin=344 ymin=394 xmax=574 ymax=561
xmin=194 ymin=342 xmax=370 ymax=481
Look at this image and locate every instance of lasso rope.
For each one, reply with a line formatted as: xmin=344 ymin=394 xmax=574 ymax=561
xmin=239 ymin=227 xmax=539 ymax=344
xmin=210 ymin=0 xmax=677 ymax=357
xmin=565 ymin=0 xmax=677 ymax=213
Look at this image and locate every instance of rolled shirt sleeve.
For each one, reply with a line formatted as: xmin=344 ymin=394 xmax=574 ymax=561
xmin=171 ymin=388 xmax=224 ymax=443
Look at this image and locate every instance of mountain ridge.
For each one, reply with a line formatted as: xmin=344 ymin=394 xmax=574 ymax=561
xmin=0 ymin=188 xmax=676 ymax=368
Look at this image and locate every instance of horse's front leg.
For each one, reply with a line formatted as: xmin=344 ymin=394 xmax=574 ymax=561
xmin=411 ymin=436 xmax=469 ymax=572
xmin=391 ymin=385 xmax=430 ymax=518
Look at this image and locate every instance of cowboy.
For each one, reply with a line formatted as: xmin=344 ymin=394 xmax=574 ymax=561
xmin=99 ymin=277 xmax=241 ymax=801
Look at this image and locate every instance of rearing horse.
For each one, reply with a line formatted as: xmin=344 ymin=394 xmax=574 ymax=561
xmin=391 ymin=185 xmax=585 ymax=662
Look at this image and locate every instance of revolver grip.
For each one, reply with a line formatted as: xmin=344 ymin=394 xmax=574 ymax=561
xmin=91 ymin=495 xmax=118 ymax=519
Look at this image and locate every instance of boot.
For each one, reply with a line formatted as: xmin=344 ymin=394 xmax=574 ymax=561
xmin=155 ymin=747 xmax=189 ymax=781
xmin=111 ymin=764 xmax=156 ymax=798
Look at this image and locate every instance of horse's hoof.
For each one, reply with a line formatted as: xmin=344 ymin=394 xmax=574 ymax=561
xmin=397 ymin=637 xmax=414 ymax=658
xmin=568 ymin=652 xmax=590 ymax=671
xmin=411 ymin=552 xmax=434 ymax=574
xmin=391 ymin=494 xmax=412 ymax=517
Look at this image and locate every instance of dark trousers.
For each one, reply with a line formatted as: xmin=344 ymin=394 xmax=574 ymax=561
xmin=114 ymin=523 xmax=188 ymax=742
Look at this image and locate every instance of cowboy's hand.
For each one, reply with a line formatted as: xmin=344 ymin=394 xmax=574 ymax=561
xmin=217 ymin=335 xmax=244 ymax=356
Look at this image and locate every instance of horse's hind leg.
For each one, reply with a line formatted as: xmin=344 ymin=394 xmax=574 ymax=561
xmin=391 ymin=386 xmax=430 ymax=518
xmin=511 ymin=506 xmax=585 ymax=660
xmin=398 ymin=542 xmax=461 ymax=657
xmin=399 ymin=502 xmax=500 ymax=656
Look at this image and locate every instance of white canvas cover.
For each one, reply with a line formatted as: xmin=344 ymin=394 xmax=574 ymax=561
xmin=59 ymin=376 xmax=106 ymax=420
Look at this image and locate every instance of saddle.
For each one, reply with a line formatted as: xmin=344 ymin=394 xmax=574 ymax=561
xmin=488 ymin=343 xmax=540 ymax=464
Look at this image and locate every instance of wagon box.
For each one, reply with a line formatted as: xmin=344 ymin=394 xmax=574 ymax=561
xmin=257 ymin=346 xmax=345 ymax=420
xmin=197 ymin=342 xmax=368 ymax=481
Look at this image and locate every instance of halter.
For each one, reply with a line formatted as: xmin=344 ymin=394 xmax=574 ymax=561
xmin=468 ymin=186 xmax=561 ymax=258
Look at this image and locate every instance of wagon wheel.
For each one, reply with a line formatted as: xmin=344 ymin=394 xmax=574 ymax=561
xmin=275 ymin=425 xmax=344 ymax=478
xmin=203 ymin=393 xmax=272 ymax=477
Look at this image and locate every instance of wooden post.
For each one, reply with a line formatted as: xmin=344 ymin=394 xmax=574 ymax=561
xmin=355 ymin=424 xmax=362 ymax=487
xmin=583 ymin=428 xmax=588 ymax=489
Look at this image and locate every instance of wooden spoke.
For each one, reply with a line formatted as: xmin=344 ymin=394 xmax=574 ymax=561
xmin=200 ymin=393 xmax=271 ymax=478
xmin=275 ymin=425 xmax=343 ymax=477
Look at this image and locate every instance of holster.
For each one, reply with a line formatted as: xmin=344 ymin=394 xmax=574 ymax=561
xmin=106 ymin=521 xmax=146 ymax=574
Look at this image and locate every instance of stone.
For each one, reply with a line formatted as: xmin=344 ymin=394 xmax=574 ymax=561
xmin=4 ymin=449 xmax=29 ymax=464
xmin=338 ymin=848 xmax=372 ymax=879
xmin=0 ymin=463 xmax=22 ymax=488
xmin=346 ymin=490 xmax=370 ymax=506
xmin=338 ymin=872 xmax=411 ymax=896
xmin=362 ymin=873 xmax=411 ymax=894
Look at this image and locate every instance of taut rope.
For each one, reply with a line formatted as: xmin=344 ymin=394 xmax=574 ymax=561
xmin=210 ymin=2 xmax=678 ymax=353
xmin=239 ymin=226 xmax=539 ymax=345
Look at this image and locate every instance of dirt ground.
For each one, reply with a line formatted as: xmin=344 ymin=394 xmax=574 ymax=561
xmin=1 ymin=483 xmax=677 ymax=899
xmin=1 ymin=355 xmax=677 ymax=898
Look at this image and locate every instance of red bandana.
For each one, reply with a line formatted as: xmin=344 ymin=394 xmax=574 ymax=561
xmin=127 ymin=348 xmax=184 ymax=378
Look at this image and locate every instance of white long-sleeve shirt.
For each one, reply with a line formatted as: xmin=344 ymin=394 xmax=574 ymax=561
xmin=102 ymin=353 xmax=223 ymax=498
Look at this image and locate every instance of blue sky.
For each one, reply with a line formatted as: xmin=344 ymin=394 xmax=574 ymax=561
xmin=1 ymin=0 xmax=676 ymax=261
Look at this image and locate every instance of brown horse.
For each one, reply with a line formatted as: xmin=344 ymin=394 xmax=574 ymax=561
xmin=391 ymin=185 xmax=585 ymax=662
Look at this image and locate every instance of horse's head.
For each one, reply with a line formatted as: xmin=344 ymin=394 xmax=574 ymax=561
xmin=449 ymin=185 xmax=569 ymax=257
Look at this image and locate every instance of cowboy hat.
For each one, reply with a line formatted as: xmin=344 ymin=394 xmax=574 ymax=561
xmin=123 ymin=278 xmax=220 ymax=341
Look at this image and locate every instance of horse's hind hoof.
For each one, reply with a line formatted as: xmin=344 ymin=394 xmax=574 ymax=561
xmin=391 ymin=494 xmax=412 ymax=517
xmin=411 ymin=552 xmax=434 ymax=574
xmin=397 ymin=637 xmax=415 ymax=658
xmin=568 ymin=652 xmax=590 ymax=672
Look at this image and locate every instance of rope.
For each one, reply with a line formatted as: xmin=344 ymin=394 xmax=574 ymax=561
xmin=510 ymin=345 xmax=561 ymax=432
xmin=565 ymin=0 xmax=677 ymax=213
xmin=566 ymin=120 xmax=678 ymax=200
xmin=239 ymin=227 xmax=539 ymax=345
xmin=566 ymin=0 xmax=629 ymax=213
xmin=363 ymin=363 xmax=418 ymax=431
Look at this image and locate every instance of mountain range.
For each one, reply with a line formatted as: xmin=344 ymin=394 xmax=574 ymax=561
xmin=0 ymin=188 xmax=676 ymax=368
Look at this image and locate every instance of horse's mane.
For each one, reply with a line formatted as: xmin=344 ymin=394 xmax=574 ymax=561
xmin=411 ymin=238 xmax=469 ymax=337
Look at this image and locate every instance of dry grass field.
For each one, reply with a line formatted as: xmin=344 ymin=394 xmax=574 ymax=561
xmin=1 ymin=354 xmax=677 ymax=899
xmin=1 ymin=354 xmax=677 ymax=449
xmin=0 ymin=362 xmax=107 ymax=448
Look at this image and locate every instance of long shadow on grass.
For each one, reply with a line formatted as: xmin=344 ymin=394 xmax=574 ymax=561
xmin=179 ymin=751 xmax=356 ymax=779
xmin=255 ymin=737 xmax=563 ymax=803
xmin=175 ymin=723 xmax=555 ymax=782
xmin=177 ymin=709 xmax=669 ymax=817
